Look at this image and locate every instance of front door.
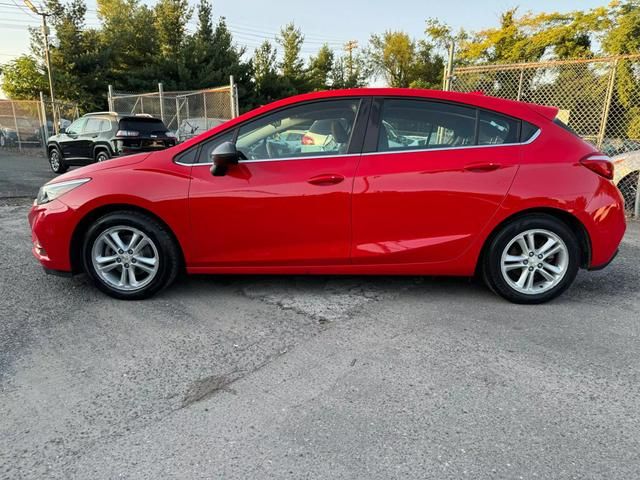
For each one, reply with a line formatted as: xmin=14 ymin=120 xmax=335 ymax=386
xmin=352 ymin=98 xmax=522 ymax=265
xmin=187 ymin=98 xmax=366 ymax=267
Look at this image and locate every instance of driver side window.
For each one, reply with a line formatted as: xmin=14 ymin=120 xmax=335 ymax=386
xmin=66 ymin=117 xmax=87 ymax=135
xmin=235 ymin=99 xmax=361 ymax=161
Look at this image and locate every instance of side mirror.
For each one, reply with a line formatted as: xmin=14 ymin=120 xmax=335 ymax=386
xmin=210 ymin=141 xmax=240 ymax=176
xmin=59 ymin=127 xmax=67 ymax=134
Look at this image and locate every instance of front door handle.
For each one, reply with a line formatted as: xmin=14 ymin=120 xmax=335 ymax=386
xmin=307 ymin=174 xmax=345 ymax=186
xmin=464 ymin=162 xmax=502 ymax=172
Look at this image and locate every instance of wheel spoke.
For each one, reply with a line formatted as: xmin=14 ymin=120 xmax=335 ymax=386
xmin=538 ymin=237 xmax=558 ymax=255
xmin=127 ymin=232 xmax=140 ymax=251
xmin=542 ymin=262 xmax=563 ymax=275
xmin=538 ymin=268 xmax=555 ymax=282
xmin=134 ymin=255 xmax=156 ymax=266
xmin=98 ymin=261 xmax=119 ymax=273
xmin=516 ymin=268 xmax=530 ymax=288
xmin=525 ymin=232 xmax=536 ymax=253
xmin=134 ymin=262 xmax=155 ymax=274
xmin=133 ymin=238 xmax=149 ymax=255
xmin=96 ymin=254 xmax=118 ymax=264
xmin=119 ymin=266 xmax=127 ymax=286
xmin=542 ymin=244 xmax=563 ymax=260
xmin=516 ymin=236 xmax=529 ymax=255
xmin=103 ymin=236 xmax=119 ymax=254
xmin=128 ymin=268 xmax=138 ymax=287
xmin=525 ymin=270 xmax=536 ymax=290
xmin=109 ymin=231 xmax=128 ymax=252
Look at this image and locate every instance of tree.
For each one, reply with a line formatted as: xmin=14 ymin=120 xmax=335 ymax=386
xmin=154 ymin=0 xmax=192 ymax=58
xmin=277 ymin=22 xmax=306 ymax=93
xmin=0 ymin=56 xmax=48 ymax=99
xmin=250 ymin=40 xmax=289 ymax=105
xmin=367 ymin=31 xmax=415 ymax=87
xmin=308 ymin=44 xmax=334 ymax=90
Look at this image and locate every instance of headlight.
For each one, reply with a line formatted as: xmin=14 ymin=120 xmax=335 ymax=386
xmin=36 ymin=178 xmax=91 ymax=205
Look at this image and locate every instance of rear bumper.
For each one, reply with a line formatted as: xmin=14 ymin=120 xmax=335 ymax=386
xmin=582 ymin=180 xmax=627 ymax=269
xmin=588 ymin=248 xmax=618 ymax=271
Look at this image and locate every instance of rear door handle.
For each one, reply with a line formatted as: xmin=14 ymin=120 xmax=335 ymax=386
xmin=307 ymin=174 xmax=345 ymax=186
xmin=464 ymin=162 xmax=502 ymax=172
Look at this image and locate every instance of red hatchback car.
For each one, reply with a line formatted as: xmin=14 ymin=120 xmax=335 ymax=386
xmin=29 ymin=88 xmax=626 ymax=303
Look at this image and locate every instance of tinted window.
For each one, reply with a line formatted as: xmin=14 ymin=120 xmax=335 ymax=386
xmin=378 ymin=99 xmax=476 ymax=152
xmin=84 ymin=117 xmax=110 ymax=134
xmin=119 ymin=117 xmax=168 ymax=134
xmin=520 ymin=121 xmax=539 ymax=142
xmin=478 ymin=110 xmax=520 ymax=145
xmin=236 ymin=99 xmax=360 ymax=161
xmin=553 ymin=117 xmax=580 ymax=138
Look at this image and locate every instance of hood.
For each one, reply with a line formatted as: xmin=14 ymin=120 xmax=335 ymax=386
xmin=47 ymin=152 xmax=150 ymax=185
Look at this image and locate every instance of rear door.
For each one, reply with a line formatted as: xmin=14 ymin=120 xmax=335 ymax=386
xmin=351 ymin=98 xmax=523 ymax=265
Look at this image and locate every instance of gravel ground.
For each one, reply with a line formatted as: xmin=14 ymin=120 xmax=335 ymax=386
xmin=1 ymin=153 xmax=639 ymax=479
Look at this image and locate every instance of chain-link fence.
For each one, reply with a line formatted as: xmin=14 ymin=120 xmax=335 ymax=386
xmin=447 ymin=55 xmax=640 ymax=218
xmin=109 ymin=77 xmax=239 ymax=142
xmin=0 ymin=96 xmax=80 ymax=155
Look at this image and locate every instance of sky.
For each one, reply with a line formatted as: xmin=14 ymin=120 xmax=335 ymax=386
xmin=0 ymin=0 xmax=610 ymax=96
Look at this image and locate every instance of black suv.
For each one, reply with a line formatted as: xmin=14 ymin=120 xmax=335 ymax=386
xmin=47 ymin=112 xmax=177 ymax=173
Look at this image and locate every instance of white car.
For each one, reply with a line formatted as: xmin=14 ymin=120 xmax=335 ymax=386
xmin=612 ymin=150 xmax=640 ymax=213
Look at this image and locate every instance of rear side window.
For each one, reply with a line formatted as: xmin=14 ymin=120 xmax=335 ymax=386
xmin=378 ymin=100 xmax=476 ymax=152
xmin=553 ymin=117 xmax=580 ymax=138
xmin=119 ymin=117 xmax=168 ymax=134
xmin=478 ymin=110 xmax=519 ymax=145
xmin=520 ymin=121 xmax=539 ymax=142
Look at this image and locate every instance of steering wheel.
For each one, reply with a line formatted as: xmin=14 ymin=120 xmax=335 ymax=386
xmin=266 ymin=139 xmax=284 ymax=159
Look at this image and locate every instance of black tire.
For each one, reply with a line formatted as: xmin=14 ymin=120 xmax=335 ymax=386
xmin=95 ymin=149 xmax=110 ymax=162
xmin=82 ymin=211 xmax=181 ymax=300
xmin=48 ymin=146 xmax=68 ymax=174
xmin=482 ymin=214 xmax=581 ymax=304
xmin=617 ymin=171 xmax=639 ymax=212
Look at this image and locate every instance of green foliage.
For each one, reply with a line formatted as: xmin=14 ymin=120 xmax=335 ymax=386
xmin=308 ymin=44 xmax=334 ymax=91
xmin=0 ymin=56 xmax=48 ymax=99
xmin=366 ymin=31 xmax=443 ymax=88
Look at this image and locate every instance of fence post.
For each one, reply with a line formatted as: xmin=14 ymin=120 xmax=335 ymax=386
xmin=517 ymin=66 xmax=525 ymax=101
xmin=202 ymin=90 xmax=207 ymax=125
xmin=234 ymin=83 xmax=239 ymax=118
xmin=598 ymin=59 xmax=618 ymax=150
xmin=443 ymin=42 xmax=455 ymax=91
xmin=10 ymin=100 xmax=22 ymax=152
xmin=108 ymin=85 xmax=114 ymax=112
xmin=158 ymin=83 xmax=165 ymax=122
xmin=38 ymin=91 xmax=48 ymax=157
xmin=229 ymin=75 xmax=236 ymax=117
xmin=634 ymin=174 xmax=640 ymax=219
xmin=175 ymin=96 xmax=181 ymax=141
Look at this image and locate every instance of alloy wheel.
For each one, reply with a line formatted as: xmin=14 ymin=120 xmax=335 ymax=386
xmin=500 ymin=229 xmax=569 ymax=295
xmin=91 ymin=226 xmax=159 ymax=292
xmin=49 ymin=150 xmax=60 ymax=170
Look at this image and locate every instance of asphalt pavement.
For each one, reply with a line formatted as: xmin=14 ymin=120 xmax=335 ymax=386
xmin=1 ymin=153 xmax=639 ymax=479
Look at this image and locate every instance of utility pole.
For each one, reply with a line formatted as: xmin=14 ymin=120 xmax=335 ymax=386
xmin=344 ymin=40 xmax=358 ymax=78
xmin=24 ymin=0 xmax=58 ymax=134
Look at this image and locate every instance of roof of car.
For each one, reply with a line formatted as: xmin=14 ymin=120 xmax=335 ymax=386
xmin=178 ymin=87 xmax=559 ymax=151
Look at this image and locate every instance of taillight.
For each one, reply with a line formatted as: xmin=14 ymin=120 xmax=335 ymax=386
xmin=580 ymin=154 xmax=614 ymax=180
xmin=301 ymin=134 xmax=314 ymax=145
xmin=116 ymin=130 xmax=140 ymax=137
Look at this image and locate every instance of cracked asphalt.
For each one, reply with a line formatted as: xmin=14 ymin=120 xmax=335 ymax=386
xmin=1 ymin=153 xmax=640 ymax=479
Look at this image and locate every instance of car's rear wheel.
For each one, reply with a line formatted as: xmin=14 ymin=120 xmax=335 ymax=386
xmin=82 ymin=211 xmax=181 ymax=300
xmin=482 ymin=214 xmax=580 ymax=304
xmin=48 ymin=147 xmax=68 ymax=174
xmin=95 ymin=149 xmax=110 ymax=162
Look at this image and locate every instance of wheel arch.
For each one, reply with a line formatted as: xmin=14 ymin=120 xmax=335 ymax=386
xmin=69 ymin=203 xmax=185 ymax=274
xmin=475 ymin=207 xmax=592 ymax=275
xmin=93 ymin=142 xmax=114 ymax=159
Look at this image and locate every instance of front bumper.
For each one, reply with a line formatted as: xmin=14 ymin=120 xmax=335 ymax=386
xmin=28 ymin=199 xmax=78 ymax=272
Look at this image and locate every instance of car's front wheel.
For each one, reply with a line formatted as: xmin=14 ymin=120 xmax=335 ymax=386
xmin=482 ymin=214 xmax=580 ymax=304
xmin=95 ymin=150 xmax=110 ymax=162
xmin=82 ymin=211 xmax=181 ymax=299
xmin=48 ymin=147 xmax=68 ymax=174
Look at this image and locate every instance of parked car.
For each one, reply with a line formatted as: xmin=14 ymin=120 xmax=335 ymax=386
xmin=29 ymin=88 xmax=626 ymax=303
xmin=46 ymin=112 xmax=177 ymax=174
xmin=177 ymin=117 xmax=226 ymax=141
xmin=0 ymin=115 xmax=42 ymax=147
xmin=612 ymin=150 xmax=640 ymax=211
